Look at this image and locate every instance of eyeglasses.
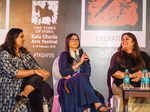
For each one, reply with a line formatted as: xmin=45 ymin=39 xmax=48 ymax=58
xmin=70 ymin=38 xmax=79 ymax=41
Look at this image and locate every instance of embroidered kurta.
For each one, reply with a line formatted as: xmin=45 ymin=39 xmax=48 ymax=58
xmin=57 ymin=51 xmax=103 ymax=112
xmin=0 ymin=50 xmax=40 ymax=112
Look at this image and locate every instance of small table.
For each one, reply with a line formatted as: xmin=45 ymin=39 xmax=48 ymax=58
xmin=123 ymin=88 xmax=150 ymax=112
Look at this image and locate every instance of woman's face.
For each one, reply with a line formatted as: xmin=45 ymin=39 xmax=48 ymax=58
xmin=69 ymin=35 xmax=80 ymax=50
xmin=121 ymin=34 xmax=134 ymax=50
xmin=15 ymin=32 xmax=24 ymax=49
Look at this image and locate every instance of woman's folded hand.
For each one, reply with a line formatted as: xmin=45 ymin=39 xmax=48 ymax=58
xmin=63 ymin=75 xmax=72 ymax=80
xmin=35 ymin=69 xmax=50 ymax=80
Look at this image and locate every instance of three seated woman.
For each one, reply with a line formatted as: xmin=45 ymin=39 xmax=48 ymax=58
xmin=1 ymin=28 xmax=149 ymax=112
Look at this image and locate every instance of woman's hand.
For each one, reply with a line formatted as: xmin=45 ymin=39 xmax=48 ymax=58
xmin=72 ymin=53 xmax=89 ymax=70
xmin=131 ymin=77 xmax=141 ymax=82
xmin=63 ymin=75 xmax=72 ymax=80
xmin=35 ymin=69 xmax=50 ymax=80
xmin=131 ymin=70 xmax=143 ymax=82
xmin=79 ymin=53 xmax=89 ymax=64
xmin=112 ymin=71 xmax=124 ymax=79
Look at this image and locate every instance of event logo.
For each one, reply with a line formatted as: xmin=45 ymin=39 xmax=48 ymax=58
xmin=31 ymin=0 xmax=59 ymax=58
xmin=32 ymin=1 xmax=58 ymax=25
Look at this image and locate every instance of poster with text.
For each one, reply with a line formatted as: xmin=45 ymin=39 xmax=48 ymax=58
xmin=32 ymin=0 xmax=59 ymax=60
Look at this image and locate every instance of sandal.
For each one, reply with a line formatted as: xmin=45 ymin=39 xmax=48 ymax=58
xmin=96 ymin=104 xmax=112 ymax=112
xmin=15 ymin=94 xmax=29 ymax=104
xmin=14 ymin=95 xmax=29 ymax=112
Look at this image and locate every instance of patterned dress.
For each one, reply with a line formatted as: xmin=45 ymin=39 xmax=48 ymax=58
xmin=0 ymin=50 xmax=40 ymax=112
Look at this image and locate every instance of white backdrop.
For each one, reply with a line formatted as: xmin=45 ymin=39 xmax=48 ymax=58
xmin=0 ymin=30 xmax=8 ymax=45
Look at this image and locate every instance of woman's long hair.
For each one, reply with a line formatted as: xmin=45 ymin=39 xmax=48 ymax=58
xmin=117 ymin=32 xmax=145 ymax=70
xmin=0 ymin=28 xmax=28 ymax=56
xmin=65 ymin=33 xmax=83 ymax=64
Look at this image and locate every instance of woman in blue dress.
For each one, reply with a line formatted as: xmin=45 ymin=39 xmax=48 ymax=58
xmin=57 ymin=33 xmax=110 ymax=112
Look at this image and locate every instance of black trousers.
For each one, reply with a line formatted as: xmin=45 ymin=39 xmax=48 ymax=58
xmin=22 ymin=74 xmax=43 ymax=89
xmin=21 ymin=75 xmax=54 ymax=112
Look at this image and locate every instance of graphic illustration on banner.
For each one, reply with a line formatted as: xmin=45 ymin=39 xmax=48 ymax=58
xmin=32 ymin=1 xmax=58 ymax=25
xmin=81 ymin=0 xmax=146 ymax=47
xmin=87 ymin=0 xmax=140 ymax=28
xmin=32 ymin=0 xmax=59 ymax=58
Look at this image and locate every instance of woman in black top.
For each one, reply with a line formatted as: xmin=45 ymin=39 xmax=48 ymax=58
xmin=107 ymin=32 xmax=150 ymax=112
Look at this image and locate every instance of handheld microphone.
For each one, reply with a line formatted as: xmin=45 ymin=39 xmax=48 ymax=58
xmin=79 ymin=47 xmax=89 ymax=61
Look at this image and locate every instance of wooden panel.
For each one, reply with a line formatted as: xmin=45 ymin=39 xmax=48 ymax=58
xmin=9 ymin=0 xmax=33 ymax=49
xmin=0 ymin=0 xmax=6 ymax=29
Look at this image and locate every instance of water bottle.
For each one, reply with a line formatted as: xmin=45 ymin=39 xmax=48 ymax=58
xmin=142 ymin=69 xmax=149 ymax=89
xmin=140 ymin=74 xmax=145 ymax=88
xmin=123 ymin=68 xmax=130 ymax=89
xmin=43 ymin=97 xmax=49 ymax=112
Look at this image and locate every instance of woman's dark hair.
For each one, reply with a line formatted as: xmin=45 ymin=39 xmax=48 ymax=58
xmin=0 ymin=28 xmax=28 ymax=56
xmin=118 ymin=32 xmax=140 ymax=54
xmin=117 ymin=32 xmax=145 ymax=70
xmin=65 ymin=33 xmax=83 ymax=64
xmin=65 ymin=33 xmax=80 ymax=52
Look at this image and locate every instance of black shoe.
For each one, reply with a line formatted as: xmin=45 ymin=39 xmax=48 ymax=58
xmin=16 ymin=94 xmax=29 ymax=104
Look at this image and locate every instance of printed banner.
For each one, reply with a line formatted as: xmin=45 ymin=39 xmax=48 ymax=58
xmin=32 ymin=0 xmax=59 ymax=59
xmin=81 ymin=0 xmax=146 ymax=47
